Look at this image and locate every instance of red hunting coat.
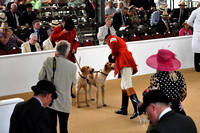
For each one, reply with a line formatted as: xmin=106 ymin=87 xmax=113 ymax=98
xmin=107 ymin=35 xmax=138 ymax=77
xmin=51 ymin=25 xmax=79 ymax=63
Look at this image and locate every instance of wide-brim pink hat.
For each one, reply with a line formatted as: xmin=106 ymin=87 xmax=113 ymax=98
xmin=146 ymin=49 xmax=181 ymax=71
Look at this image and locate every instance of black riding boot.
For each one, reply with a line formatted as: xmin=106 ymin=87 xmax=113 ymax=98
xmin=115 ymin=91 xmax=129 ymax=115
xmin=130 ymin=94 xmax=140 ymax=119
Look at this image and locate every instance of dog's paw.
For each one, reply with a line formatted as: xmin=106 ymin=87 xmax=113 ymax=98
xmin=76 ymin=105 xmax=81 ymax=108
xmin=103 ymin=104 xmax=107 ymax=107
xmin=96 ymin=106 xmax=100 ymax=109
xmin=90 ymin=98 xmax=95 ymax=101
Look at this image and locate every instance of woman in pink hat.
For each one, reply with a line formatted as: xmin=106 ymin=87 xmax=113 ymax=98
xmin=145 ymin=49 xmax=187 ymax=115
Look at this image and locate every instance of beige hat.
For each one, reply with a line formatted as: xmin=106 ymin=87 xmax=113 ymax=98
xmin=178 ymin=1 xmax=187 ymax=6
xmin=0 ymin=22 xmax=11 ymax=29
xmin=107 ymin=0 xmax=113 ymax=3
xmin=161 ymin=11 xmax=169 ymax=17
xmin=49 ymin=20 xmax=60 ymax=27
xmin=0 ymin=12 xmax=7 ymax=22
xmin=158 ymin=5 xmax=165 ymax=12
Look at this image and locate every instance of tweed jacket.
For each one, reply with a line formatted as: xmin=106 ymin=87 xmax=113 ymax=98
xmin=21 ymin=41 xmax=41 ymax=53
xmin=39 ymin=56 xmax=77 ymax=113
xmin=97 ymin=25 xmax=115 ymax=45
xmin=107 ymin=35 xmax=138 ymax=77
xmin=9 ymin=97 xmax=52 ymax=133
xmin=150 ymin=111 xmax=197 ymax=133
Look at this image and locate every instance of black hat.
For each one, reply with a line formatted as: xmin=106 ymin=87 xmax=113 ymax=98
xmin=26 ymin=3 xmax=33 ymax=8
xmin=31 ymin=80 xmax=57 ymax=99
xmin=108 ymin=54 xmax=115 ymax=63
xmin=64 ymin=18 xmax=75 ymax=31
xmin=139 ymin=90 xmax=170 ymax=112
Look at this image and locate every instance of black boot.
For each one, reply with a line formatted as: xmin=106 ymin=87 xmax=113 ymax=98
xmin=130 ymin=94 xmax=140 ymax=119
xmin=115 ymin=91 xmax=129 ymax=115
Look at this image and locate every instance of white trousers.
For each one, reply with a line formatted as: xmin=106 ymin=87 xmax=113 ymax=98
xmin=120 ymin=67 xmax=133 ymax=90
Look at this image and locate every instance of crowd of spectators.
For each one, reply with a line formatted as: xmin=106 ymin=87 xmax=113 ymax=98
xmin=0 ymin=0 xmax=199 ymax=55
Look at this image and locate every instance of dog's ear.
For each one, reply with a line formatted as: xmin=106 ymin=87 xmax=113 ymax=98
xmin=81 ymin=67 xmax=86 ymax=72
xmin=105 ymin=62 xmax=109 ymax=70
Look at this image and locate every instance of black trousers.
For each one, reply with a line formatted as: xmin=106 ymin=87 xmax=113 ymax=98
xmin=46 ymin=107 xmax=69 ymax=133
xmin=194 ymin=53 xmax=200 ymax=71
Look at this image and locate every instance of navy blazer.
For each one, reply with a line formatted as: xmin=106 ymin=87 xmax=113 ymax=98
xmin=9 ymin=97 xmax=52 ymax=133
xmin=150 ymin=111 xmax=197 ymax=133
xmin=112 ymin=12 xmax=131 ymax=30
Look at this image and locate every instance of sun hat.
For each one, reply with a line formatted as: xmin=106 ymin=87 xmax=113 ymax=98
xmin=160 ymin=11 xmax=169 ymax=17
xmin=0 ymin=12 xmax=7 ymax=22
xmin=146 ymin=49 xmax=181 ymax=71
xmin=31 ymin=80 xmax=58 ymax=99
xmin=128 ymin=5 xmax=136 ymax=12
xmin=178 ymin=1 xmax=187 ymax=6
xmin=0 ymin=22 xmax=11 ymax=29
xmin=49 ymin=20 xmax=60 ymax=28
xmin=182 ymin=20 xmax=188 ymax=25
xmin=107 ymin=0 xmax=113 ymax=3
xmin=158 ymin=5 xmax=165 ymax=12
xmin=139 ymin=90 xmax=170 ymax=112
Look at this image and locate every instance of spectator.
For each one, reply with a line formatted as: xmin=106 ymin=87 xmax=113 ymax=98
xmin=6 ymin=0 xmax=21 ymax=11
xmin=24 ymin=19 xmax=48 ymax=49
xmin=9 ymin=80 xmax=58 ymax=133
xmin=155 ymin=0 xmax=168 ymax=8
xmin=5 ymin=3 xmax=22 ymax=29
xmin=150 ymin=5 xmax=165 ymax=26
xmin=39 ymin=40 xmax=77 ymax=133
xmin=21 ymin=33 xmax=41 ymax=53
xmin=142 ymin=0 xmax=156 ymax=10
xmin=187 ymin=3 xmax=200 ymax=72
xmin=155 ymin=11 xmax=171 ymax=36
xmin=68 ymin=0 xmax=78 ymax=7
xmin=97 ymin=18 xmax=116 ymax=45
xmin=85 ymin=0 xmax=95 ymax=21
xmin=179 ymin=20 xmax=192 ymax=36
xmin=51 ymin=15 xmax=79 ymax=63
xmin=0 ymin=12 xmax=7 ymax=23
xmin=105 ymin=34 xmax=140 ymax=119
xmin=47 ymin=19 xmax=59 ymax=37
xmin=116 ymin=1 xmax=124 ymax=13
xmin=0 ymin=22 xmax=23 ymax=52
xmin=170 ymin=1 xmax=189 ymax=29
xmin=105 ymin=0 xmax=116 ymax=19
xmin=21 ymin=3 xmax=36 ymax=28
xmin=112 ymin=6 xmax=131 ymax=31
xmin=140 ymin=90 xmax=197 ymax=133
xmin=146 ymin=49 xmax=187 ymax=115
xmin=128 ymin=5 xmax=140 ymax=28
xmin=18 ymin=0 xmax=27 ymax=13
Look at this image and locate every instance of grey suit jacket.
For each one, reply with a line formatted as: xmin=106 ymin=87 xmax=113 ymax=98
xmin=97 ymin=25 xmax=115 ymax=45
xmin=39 ymin=57 xmax=77 ymax=113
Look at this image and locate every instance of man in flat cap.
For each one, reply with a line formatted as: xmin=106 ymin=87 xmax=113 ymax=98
xmin=140 ymin=90 xmax=197 ymax=133
xmin=9 ymin=80 xmax=57 ymax=133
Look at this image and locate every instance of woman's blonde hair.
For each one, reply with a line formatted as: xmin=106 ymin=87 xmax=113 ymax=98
xmin=157 ymin=70 xmax=178 ymax=82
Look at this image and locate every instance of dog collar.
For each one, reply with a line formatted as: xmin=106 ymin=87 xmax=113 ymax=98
xmin=78 ymin=72 xmax=87 ymax=79
xmin=100 ymin=69 xmax=108 ymax=76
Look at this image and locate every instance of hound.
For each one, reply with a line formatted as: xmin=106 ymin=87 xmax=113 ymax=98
xmin=87 ymin=62 xmax=114 ymax=109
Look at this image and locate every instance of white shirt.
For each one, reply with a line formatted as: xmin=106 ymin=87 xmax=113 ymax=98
xmin=159 ymin=107 xmax=172 ymax=120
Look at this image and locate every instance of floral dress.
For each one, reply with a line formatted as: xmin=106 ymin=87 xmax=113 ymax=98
xmin=148 ymin=71 xmax=187 ymax=115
